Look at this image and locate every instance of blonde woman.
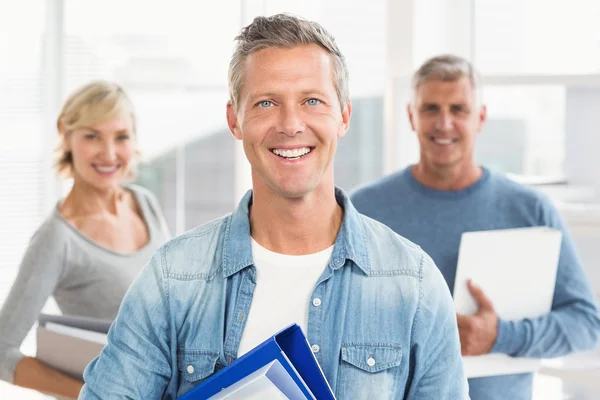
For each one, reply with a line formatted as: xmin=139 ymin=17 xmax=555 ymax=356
xmin=0 ymin=81 xmax=170 ymax=398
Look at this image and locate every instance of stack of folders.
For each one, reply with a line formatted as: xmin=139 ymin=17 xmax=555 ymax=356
xmin=36 ymin=313 xmax=112 ymax=379
xmin=178 ymin=324 xmax=336 ymax=400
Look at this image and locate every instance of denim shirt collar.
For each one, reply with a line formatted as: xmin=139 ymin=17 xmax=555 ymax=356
xmin=221 ymin=187 xmax=371 ymax=277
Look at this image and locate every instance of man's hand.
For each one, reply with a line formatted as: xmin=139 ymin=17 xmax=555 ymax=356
xmin=456 ymin=280 xmax=499 ymax=356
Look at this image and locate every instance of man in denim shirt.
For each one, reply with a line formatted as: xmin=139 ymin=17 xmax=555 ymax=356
xmin=80 ymin=15 xmax=468 ymax=399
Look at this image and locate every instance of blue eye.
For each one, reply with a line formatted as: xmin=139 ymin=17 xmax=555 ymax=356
xmin=307 ymin=98 xmax=321 ymax=106
xmin=258 ymin=100 xmax=273 ymax=108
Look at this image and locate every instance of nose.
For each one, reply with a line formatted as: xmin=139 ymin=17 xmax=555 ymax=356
xmin=277 ymin=104 xmax=305 ymax=137
xmin=101 ymin=139 xmax=117 ymax=161
xmin=434 ymin=112 xmax=453 ymax=132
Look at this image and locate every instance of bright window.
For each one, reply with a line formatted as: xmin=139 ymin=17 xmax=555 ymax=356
xmin=64 ymin=0 xmax=240 ymax=234
xmin=475 ymin=0 xmax=600 ymax=75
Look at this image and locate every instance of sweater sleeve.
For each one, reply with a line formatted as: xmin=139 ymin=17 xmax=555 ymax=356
xmin=0 ymin=218 xmax=67 ymax=383
xmin=492 ymin=197 xmax=600 ymax=357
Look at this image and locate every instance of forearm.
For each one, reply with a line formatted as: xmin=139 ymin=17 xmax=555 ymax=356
xmin=81 ymin=251 xmax=172 ymax=398
xmin=492 ymin=305 xmax=600 ymax=358
xmin=14 ymin=356 xmax=83 ymax=399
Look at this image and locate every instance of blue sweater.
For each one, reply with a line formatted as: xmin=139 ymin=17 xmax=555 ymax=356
xmin=351 ymin=167 xmax=600 ymax=400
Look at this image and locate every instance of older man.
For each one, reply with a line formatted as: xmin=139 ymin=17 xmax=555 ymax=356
xmin=351 ymin=54 xmax=600 ymax=400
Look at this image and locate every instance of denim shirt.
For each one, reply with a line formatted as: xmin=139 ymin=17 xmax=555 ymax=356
xmin=80 ymin=189 xmax=468 ymax=400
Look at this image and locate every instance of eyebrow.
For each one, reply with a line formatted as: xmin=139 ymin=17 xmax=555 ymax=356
xmin=247 ymin=90 xmax=330 ymax=101
xmin=300 ymin=90 xmax=329 ymax=98
xmin=80 ymin=127 xmax=130 ymax=135
xmin=247 ymin=92 xmax=278 ymax=102
xmin=80 ymin=127 xmax=100 ymax=133
xmin=420 ymin=102 xmax=468 ymax=108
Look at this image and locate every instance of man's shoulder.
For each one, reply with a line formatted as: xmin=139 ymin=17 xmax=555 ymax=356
xmin=357 ymin=214 xmax=450 ymax=312
xmin=350 ymin=170 xmax=407 ymax=204
xmin=488 ymin=171 xmax=553 ymax=209
xmin=357 ymin=212 xmax=427 ymax=278
xmin=487 ymin=169 xmax=537 ymax=195
xmin=157 ymin=214 xmax=231 ymax=279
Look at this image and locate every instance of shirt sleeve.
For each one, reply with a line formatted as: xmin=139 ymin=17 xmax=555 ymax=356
xmin=79 ymin=248 xmax=172 ymax=399
xmin=491 ymin=197 xmax=600 ymax=357
xmin=0 ymin=220 xmax=66 ymax=383
xmin=405 ymin=253 xmax=470 ymax=399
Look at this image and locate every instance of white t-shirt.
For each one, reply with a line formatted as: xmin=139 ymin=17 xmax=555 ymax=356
xmin=237 ymin=239 xmax=333 ymax=357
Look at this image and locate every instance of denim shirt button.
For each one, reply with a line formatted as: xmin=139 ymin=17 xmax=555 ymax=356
xmin=186 ymin=364 xmax=194 ymax=374
xmin=311 ymin=344 xmax=320 ymax=353
xmin=312 ymin=298 xmax=322 ymax=307
xmin=367 ymin=357 xmax=376 ymax=367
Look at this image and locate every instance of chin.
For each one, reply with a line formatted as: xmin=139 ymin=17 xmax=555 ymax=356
xmin=427 ymin=153 xmax=460 ymax=164
xmin=259 ymin=169 xmax=324 ymax=199
xmin=272 ymin=181 xmax=319 ymax=199
xmin=276 ymin=188 xmax=310 ymax=199
xmin=430 ymin=159 xmax=463 ymax=171
xmin=85 ymin=177 xmax=123 ymax=191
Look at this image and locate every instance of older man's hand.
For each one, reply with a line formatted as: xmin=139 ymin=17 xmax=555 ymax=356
xmin=456 ymin=280 xmax=499 ymax=356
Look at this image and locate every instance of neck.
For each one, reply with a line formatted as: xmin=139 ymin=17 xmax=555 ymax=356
xmin=249 ymin=177 xmax=342 ymax=256
xmin=61 ymin=178 xmax=126 ymax=217
xmin=412 ymin=161 xmax=482 ymax=191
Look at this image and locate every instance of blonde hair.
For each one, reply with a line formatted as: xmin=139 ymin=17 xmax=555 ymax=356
xmin=55 ymin=81 xmax=138 ymax=179
xmin=228 ymin=13 xmax=349 ymax=112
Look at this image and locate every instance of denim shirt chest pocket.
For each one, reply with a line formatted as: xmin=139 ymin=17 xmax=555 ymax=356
xmin=336 ymin=344 xmax=403 ymax=400
xmin=176 ymin=349 xmax=221 ymax=396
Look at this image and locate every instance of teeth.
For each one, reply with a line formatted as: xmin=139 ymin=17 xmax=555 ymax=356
xmin=95 ymin=166 xmax=118 ymax=172
xmin=272 ymin=147 xmax=311 ymax=158
xmin=434 ymin=138 xmax=454 ymax=145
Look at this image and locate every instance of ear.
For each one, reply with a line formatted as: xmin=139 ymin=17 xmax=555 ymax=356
xmin=407 ymin=103 xmax=416 ymax=132
xmin=337 ymin=101 xmax=352 ymax=138
xmin=477 ymin=104 xmax=487 ymax=133
xmin=58 ymin=121 xmax=67 ymax=136
xmin=226 ymin=101 xmax=243 ymax=140
xmin=57 ymin=121 xmax=71 ymax=151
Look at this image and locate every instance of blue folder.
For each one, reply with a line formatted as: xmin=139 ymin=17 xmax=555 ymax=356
xmin=177 ymin=324 xmax=335 ymax=399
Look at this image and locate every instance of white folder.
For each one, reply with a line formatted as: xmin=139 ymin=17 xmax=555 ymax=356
xmin=453 ymin=227 xmax=562 ymax=378
xmin=36 ymin=314 xmax=112 ymax=379
xmin=208 ymin=359 xmax=311 ymax=400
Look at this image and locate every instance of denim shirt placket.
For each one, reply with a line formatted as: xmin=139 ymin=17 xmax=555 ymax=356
xmin=306 ymin=262 xmax=338 ymax=367
xmin=222 ymin=266 xmax=257 ymax=365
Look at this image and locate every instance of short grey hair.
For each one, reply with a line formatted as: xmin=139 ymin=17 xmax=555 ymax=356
xmin=411 ymin=54 xmax=482 ymax=103
xmin=228 ymin=13 xmax=349 ymax=111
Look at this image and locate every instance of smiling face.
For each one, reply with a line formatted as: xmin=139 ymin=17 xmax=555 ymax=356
xmin=408 ymin=77 xmax=486 ymax=173
xmin=227 ymin=44 xmax=351 ymax=200
xmin=66 ymin=115 xmax=136 ymax=191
